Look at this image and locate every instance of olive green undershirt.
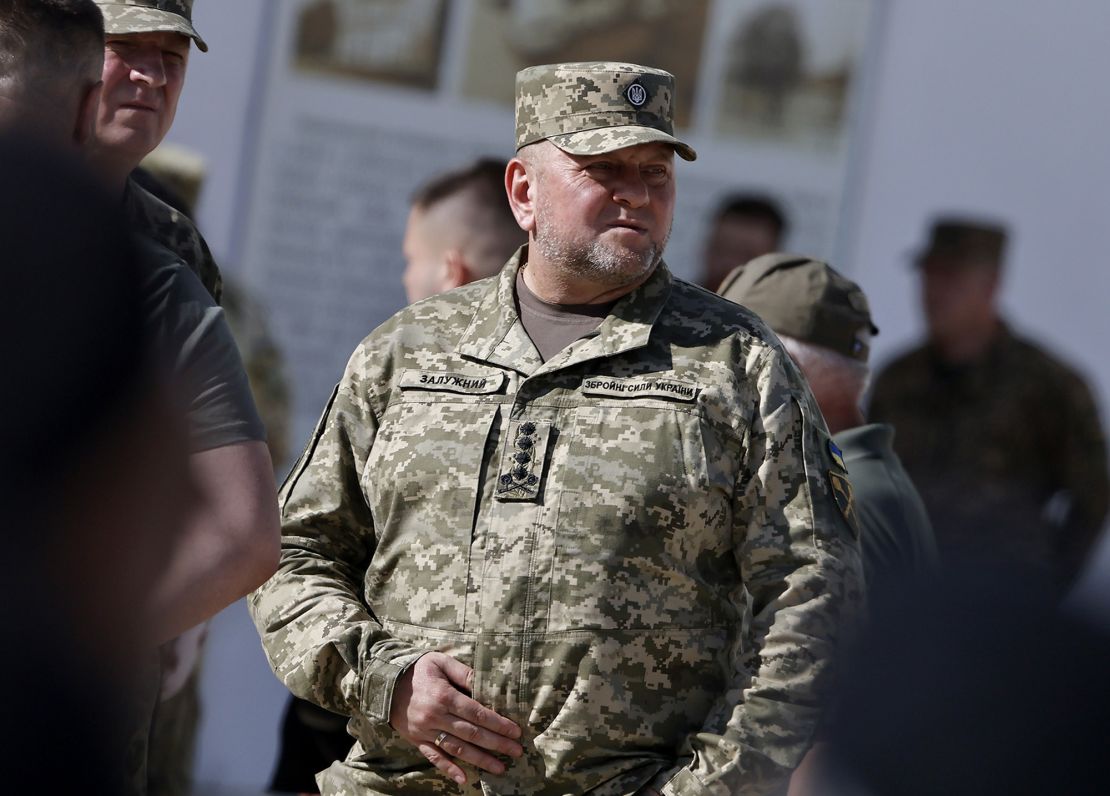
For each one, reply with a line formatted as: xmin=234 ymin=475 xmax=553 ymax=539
xmin=515 ymin=269 xmax=614 ymax=362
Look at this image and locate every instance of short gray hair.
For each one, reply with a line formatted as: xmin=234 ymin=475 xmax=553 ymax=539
xmin=780 ymin=334 xmax=870 ymax=404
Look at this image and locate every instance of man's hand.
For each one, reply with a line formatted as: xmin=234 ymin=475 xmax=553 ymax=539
xmin=390 ymin=652 xmax=524 ymax=785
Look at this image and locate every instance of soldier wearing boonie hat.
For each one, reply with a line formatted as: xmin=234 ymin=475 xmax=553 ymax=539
xmin=871 ymin=213 xmax=1109 ymax=583
xmin=515 ymin=61 xmax=696 ymax=160
xmin=96 ymin=0 xmax=207 ymax=51
xmin=719 ymin=254 xmax=938 ymax=589
xmin=251 ymin=59 xmax=862 ymax=796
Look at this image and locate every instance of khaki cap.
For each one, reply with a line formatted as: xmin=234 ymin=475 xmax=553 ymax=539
xmin=914 ymin=217 xmax=1007 ymax=267
xmin=515 ymin=61 xmax=696 ymax=161
xmin=96 ymin=0 xmax=208 ymax=52
xmin=718 ymin=253 xmax=879 ymax=362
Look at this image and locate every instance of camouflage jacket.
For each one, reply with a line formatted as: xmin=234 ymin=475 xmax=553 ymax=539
xmin=124 ymin=177 xmax=223 ymax=305
xmin=250 ymin=249 xmax=863 ymax=796
xmin=870 ymin=325 xmax=1109 ymax=583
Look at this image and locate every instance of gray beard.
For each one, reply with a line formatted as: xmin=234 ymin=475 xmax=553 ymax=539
xmin=534 ymin=222 xmax=669 ymax=289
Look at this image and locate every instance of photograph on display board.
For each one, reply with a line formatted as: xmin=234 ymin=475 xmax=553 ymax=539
xmin=715 ymin=0 xmax=873 ymax=152
xmin=293 ymin=0 xmax=448 ymax=89
xmin=460 ymin=0 xmax=710 ymax=128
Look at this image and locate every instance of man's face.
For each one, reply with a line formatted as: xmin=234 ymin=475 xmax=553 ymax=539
xmin=920 ymin=256 xmax=999 ymax=340
xmin=402 ymin=206 xmax=447 ymax=303
xmin=96 ymin=31 xmax=190 ymax=165
xmin=703 ymin=214 xmax=780 ymax=291
xmin=527 ymin=141 xmax=675 ymax=288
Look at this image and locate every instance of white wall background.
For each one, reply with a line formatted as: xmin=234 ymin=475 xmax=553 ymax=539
xmin=166 ymin=1 xmax=1110 ymax=790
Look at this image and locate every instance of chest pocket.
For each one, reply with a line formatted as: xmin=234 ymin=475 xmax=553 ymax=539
xmin=546 ymin=395 xmax=740 ymax=632
xmin=361 ymin=371 xmax=502 ymax=629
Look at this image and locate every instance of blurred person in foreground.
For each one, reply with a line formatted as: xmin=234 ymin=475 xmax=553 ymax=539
xmin=251 ymin=61 xmax=862 ymax=795
xmin=0 ymin=132 xmax=191 ymax=794
xmin=1 ymin=2 xmax=279 ymax=792
xmin=270 ymin=157 xmax=524 ymax=794
xmin=719 ymin=254 xmax=938 ymax=586
xmin=870 ymin=218 xmax=1109 ymax=586
xmin=700 ymin=193 xmax=787 ymax=291
xmin=812 ymin=560 xmax=1110 ymax=796
xmin=402 ymin=157 xmax=527 ymax=303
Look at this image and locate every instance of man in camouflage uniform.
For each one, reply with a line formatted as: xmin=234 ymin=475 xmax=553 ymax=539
xmin=92 ymin=0 xmax=222 ymax=302
xmin=718 ymin=254 xmax=937 ymax=587
xmin=251 ymin=62 xmax=863 ymax=796
xmin=870 ymin=218 xmax=1109 ymax=585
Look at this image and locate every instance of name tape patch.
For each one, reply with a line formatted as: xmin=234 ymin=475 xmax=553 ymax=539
xmin=581 ymin=377 xmax=699 ymax=403
xmin=399 ymin=370 xmax=505 ymax=395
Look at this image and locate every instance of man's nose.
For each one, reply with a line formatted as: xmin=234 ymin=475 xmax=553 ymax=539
xmin=129 ymin=49 xmax=168 ymax=89
xmin=612 ymin=172 xmax=650 ymax=209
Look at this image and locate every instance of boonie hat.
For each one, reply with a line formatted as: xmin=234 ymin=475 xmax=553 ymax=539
xmin=515 ymin=61 xmax=696 ymax=161
xmin=913 ymin=217 xmax=1007 ymax=268
xmin=718 ymin=253 xmax=879 ymax=362
xmin=96 ymin=0 xmax=208 ymax=52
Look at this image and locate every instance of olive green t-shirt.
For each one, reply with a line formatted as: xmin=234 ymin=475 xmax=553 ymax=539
xmin=515 ymin=269 xmax=614 ymax=362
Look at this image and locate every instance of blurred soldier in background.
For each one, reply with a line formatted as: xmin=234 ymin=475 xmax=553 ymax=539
xmin=252 ymin=61 xmax=862 ymax=796
xmin=270 ymin=157 xmax=523 ymax=794
xmin=135 ymin=151 xmax=292 ymax=796
xmin=402 ymin=157 xmax=526 ymax=303
xmin=700 ymin=193 xmax=787 ymax=291
xmin=0 ymin=131 xmax=192 ymax=796
xmin=870 ymin=218 xmax=1109 ymax=585
xmin=719 ymin=254 xmax=937 ymax=586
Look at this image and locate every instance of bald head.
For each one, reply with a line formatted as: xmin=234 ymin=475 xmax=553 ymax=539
xmin=0 ymin=0 xmax=104 ymax=146
xmin=403 ymin=158 xmax=526 ymax=302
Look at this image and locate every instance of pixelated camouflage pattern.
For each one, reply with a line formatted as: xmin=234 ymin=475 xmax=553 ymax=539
xmin=516 ymin=62 xmax=696 ymax=161
xmin=870 ymin=325 xmax=1109 ymax=583
xmin=250 ymin=248 xmax=863 ymax=795
xmin=124 ymin=177 xmax=223 ymax=304
xmin=96 ymin=0 xmax=207 ymax=52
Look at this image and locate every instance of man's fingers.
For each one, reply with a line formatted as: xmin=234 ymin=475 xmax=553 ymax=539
xmin=417 ymin=742 xmax=468 ymax=786
xmin=447 ymin=690 xmax=522 ymax=740
xmin=444 ymin=715 xmax=524 ymax=758
xmin=436 ymin=654 xmax=476 ymax=695
xmin=433 ymin=733 xmax=509 ymax=776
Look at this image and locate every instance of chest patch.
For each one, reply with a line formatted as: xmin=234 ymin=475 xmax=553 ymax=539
xmin=581 ymin=376 xmax=699 ymax=403
xmin=399 ymin=369 xmax=505 ymax=395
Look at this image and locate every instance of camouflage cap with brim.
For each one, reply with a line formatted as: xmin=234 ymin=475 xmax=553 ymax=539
xmin=516 ymin=62 xmax=696 ymax=161
xmin=96 ymin=0 xmax=208 ymax=53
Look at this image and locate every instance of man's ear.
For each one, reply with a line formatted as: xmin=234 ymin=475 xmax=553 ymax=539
xmin=442 ymin=249 xmax=473 ymax=291
xmin=506 ymin=157 xmax=536 ymax=235
xmin=74 ymin=80 xmax=103 ymax=148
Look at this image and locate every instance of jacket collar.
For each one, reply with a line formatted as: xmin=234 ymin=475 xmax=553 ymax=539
xmin=456 ymin=245 xmax=673 ymax=377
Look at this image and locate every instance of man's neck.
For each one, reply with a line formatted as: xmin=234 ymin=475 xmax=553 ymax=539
xmin=931 ymin=316 xmax=1001 ymax=364
xmin=521 ymin=255 xmax=655 ymax=306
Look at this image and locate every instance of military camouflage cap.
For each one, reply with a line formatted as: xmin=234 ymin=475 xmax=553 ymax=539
xmin=914 ymin=216 xmax=1008 ymax=268
xmin=515 ymin=62 xmax=696 ymax=161
xmin=96 ymin=0 xmax=208 ymax=52
xmin=718 ymin=253 xmax=879 ymax=362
